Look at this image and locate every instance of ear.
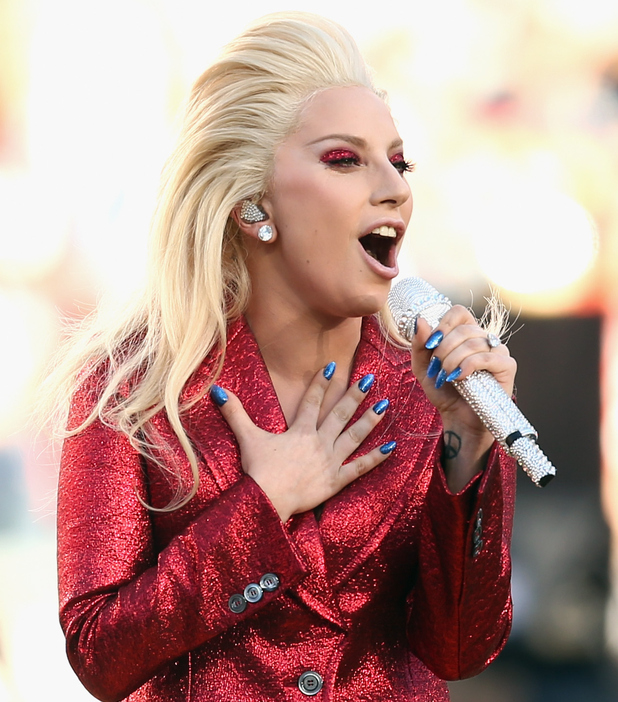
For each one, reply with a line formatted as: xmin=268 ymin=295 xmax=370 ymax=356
xmin=232 ymin=202 xmax=277 ymax=244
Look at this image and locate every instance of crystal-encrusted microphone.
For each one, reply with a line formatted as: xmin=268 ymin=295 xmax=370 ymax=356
xmin=388 ymin=276 xmax=556 ymax=487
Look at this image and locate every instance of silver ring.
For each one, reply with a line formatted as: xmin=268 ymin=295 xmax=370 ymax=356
xmin=486 ymin=332 xmax=501 ymax=349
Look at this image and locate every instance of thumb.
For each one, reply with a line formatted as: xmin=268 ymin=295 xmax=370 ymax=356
xmin=210 ymin=385 xmax=259 ymax=445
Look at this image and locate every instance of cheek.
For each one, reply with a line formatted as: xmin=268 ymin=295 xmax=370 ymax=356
xmin=401 ymin=184 xmax=413 ymax=221
xmin=274 ymin=180 xmax=353 ymax=238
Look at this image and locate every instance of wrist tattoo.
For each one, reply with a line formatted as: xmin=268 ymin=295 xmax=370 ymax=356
xmin=443 ymin=431 xmax=462 ymax=460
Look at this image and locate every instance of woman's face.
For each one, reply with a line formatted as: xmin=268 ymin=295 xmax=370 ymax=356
xmin=259 ymin=85 xmax=413 ymax=322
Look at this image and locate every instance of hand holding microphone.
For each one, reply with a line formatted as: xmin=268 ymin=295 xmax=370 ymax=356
xmin=388 ymin=277 xmax=556 ymax=487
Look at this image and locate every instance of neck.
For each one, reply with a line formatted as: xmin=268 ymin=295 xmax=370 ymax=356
xmin=247 ymin=304 xmax=362 ymax=376
xmin=244 ymin=299 xmax=364 ymax=425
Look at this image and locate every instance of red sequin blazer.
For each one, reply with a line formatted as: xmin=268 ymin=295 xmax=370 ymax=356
xmin=58 ymin=316 xmax=516 ymax=702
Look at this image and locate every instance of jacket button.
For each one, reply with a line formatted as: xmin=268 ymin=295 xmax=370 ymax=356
xmin=244 ymin=583 xmax=263 ymax=603
xmin=259 ymin=573 xmax=280 ymax=592
xmin=228 ymin=594 xmax=247 ymax=613
xmin=298 ymin=671 xmax=323 ymax=696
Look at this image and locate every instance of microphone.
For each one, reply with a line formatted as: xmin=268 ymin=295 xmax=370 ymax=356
xmin=388 ymin=277 xmax=556 ymax=487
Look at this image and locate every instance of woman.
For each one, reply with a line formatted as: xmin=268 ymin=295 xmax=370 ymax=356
xmin=55 ymin=12 xmax=516 ymax=702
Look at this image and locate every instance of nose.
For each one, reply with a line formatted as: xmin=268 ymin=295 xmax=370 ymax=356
xmin=370 ymin=160 xmax=411 ymax=209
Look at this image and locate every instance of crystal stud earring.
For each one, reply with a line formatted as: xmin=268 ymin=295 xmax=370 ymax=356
xmin=240 ymin=200 xmax=268 ymax=223
xmin=257 ymin=224 xmax=273 ymax=242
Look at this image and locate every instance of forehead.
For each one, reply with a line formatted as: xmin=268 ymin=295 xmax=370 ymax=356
xmin=292 ymin=85 xmax=401 ymax=145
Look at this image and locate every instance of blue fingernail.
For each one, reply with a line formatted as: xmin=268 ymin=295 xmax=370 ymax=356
xmin=425 ymin=330 xmax=444 ymax=350
xmin=435 ymin=369 xmax=447 ymax=389
xmin=358 ymin=374 xmax=375 ymax=393
xmin=446 ymin=367 xmax=462 ymax=383
xmin=380 ymin=441 xmax=397 ymax=454
xmin=373 ymin=398 xmax=390 ymax=415
xmin=323 ymin=361 xmax=336 ymax=380
xmin=427 ymin=356 xmax=441 ymax=379
xmin=210 ymin=385 xmax=228 ymax=406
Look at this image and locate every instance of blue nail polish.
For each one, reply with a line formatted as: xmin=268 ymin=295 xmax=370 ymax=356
xmin=380 ymin=441 xmax=397 ymax=455
xmin=446 ymin=367 xmax=462 ymax=383
xmin=425 ymin=330 xmax=444 ymax=350
xmin=435 ymin=369 xmax=447 ymax=389
xmin=210 ymin=385 xmax=228 ymax=406
xmin=426 ymin=356 xmax=441 ymax=379
xmin=323 ymin=361 xmax=336 ymax=380
xmin=373 ymin=398 xmax=390 ymax=415
xmin=358 ymin=374 xmax=375 ymax=393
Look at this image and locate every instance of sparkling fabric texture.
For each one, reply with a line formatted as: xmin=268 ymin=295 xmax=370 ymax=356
xmin=57 ymin=316 xmax=516 ymax=702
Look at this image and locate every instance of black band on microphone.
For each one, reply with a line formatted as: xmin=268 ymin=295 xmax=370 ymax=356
xmin=504 ymin=431 xmax=523 ymax=447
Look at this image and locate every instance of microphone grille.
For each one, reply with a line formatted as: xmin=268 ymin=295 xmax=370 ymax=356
xmin=388 ymin=277 xmax=452 ymax=339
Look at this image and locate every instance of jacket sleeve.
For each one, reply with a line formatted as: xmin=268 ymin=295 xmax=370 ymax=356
xmin=406 ymin=440 xmax=516 ymax=680
xmin=57 ymin=379 xmax=307 ymax=702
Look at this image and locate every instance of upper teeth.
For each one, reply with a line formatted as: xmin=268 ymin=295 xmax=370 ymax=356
xmin=371 ymin=226 xmax=397 ymax=238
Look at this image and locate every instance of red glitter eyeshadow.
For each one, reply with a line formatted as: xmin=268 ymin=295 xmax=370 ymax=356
xmin=320 ymin=149 xmax=358 ymax=162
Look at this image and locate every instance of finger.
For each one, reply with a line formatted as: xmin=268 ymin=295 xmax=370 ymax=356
xmin=333 ymin=397 xmax=389 ymax=459
xmin=412 ymin=305 xmax=475 ymax=353
xmin=337 ymin=440 xmax=397 ymax=488
xmin=429 ymin=322 xmax=512 ymax=383
xmin=412 ymin=315 xmax=478 ymax=380
xmin=318 ymin=373 xmax=376 ymax=439
xmin=444 ymin=352 xmax=517 ymax=396
xmin=431 ymin=326 xmax=504 ymax=373
xmin=210 ymin=385 xmax=260 ymax=444
xmin=293 ymin=363 xmax=335 ymax=430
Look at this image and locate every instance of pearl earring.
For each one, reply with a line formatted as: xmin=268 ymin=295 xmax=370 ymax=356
xmin=257 ymin=224 xmax=273 ymax=242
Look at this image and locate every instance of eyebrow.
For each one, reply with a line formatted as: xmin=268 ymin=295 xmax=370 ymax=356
xmin=307 ymin=133 xmax=404 ymax=150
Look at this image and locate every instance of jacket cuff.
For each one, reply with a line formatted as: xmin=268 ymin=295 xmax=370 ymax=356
xmin=181 ymin=472 xmax=308 ymax=629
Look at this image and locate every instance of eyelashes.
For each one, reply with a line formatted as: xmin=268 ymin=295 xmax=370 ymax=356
xmin=320 ymin=149 xmax=415 ymax=173
xmin=390 ymin=153 xmax=416 ymax=174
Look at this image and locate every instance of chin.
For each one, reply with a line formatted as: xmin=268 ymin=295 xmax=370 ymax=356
xmin=343 ymin=291 xmax=389 ymax=319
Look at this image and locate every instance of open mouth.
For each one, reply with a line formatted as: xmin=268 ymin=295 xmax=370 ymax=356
xmin=359 ymin=225 xmax=398 ymax=267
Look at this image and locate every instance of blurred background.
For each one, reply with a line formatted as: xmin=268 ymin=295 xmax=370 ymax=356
xmin=0 ymin=0 xmax=617 ymax=700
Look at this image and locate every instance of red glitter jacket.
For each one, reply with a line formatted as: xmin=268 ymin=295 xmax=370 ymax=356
xmin=57 ymin=315 xmax=516 ymax=702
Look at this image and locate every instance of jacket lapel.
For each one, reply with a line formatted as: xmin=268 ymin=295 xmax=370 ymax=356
xmin=184 ymin=317 xmax=346 ymax=629
xmin=316 ymin=318 xmax=442 ymax=588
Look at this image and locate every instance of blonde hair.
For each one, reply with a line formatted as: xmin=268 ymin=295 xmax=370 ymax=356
xmin=45 ymin=12 xmax=388 ymax=510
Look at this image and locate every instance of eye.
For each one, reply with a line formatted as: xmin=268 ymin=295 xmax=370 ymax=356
xmin=390 ymin=153 xmax=415 ymax=174
xmin=320 ymin=149 xmax=361 ymax=167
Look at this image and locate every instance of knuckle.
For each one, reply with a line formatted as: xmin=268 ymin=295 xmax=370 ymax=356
xmin=474 ymin=335 xmax=490 ymax=351
xmin=450 ymin=304 xmax=474 ymax=323
xmin=354 ymin=456 xmax=369 ymax=476
xmin=347 ymin=426 xmax=363 ymax=445
xmin=303 ymin=390 xmax=322 ymax=408
xmin=333 ymin=406 xmax=351 ymax=423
